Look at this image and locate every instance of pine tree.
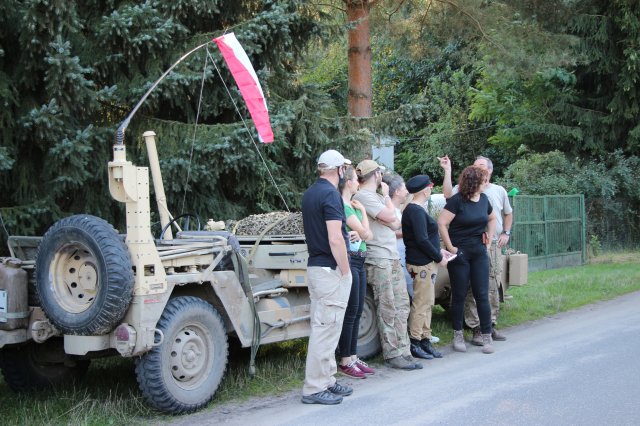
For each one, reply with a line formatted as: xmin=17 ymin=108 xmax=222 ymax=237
xmin=0 ymin=1 xmax=335 ymax=251
xmin=570 ymin=0 xmax=640 ymax=155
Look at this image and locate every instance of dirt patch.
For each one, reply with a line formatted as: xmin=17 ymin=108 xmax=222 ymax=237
xmin=166 ymin=392 xmax=298 ymax=425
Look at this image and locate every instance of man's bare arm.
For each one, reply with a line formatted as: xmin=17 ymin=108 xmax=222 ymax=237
xmin=439 ymin=155 xmax=453 ymax=199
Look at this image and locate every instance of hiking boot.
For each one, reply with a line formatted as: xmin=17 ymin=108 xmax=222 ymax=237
xmin=355 ymin=358 xmax=375 ymax=375
xmin=471 ymin=327 xmax=483 ymax=346
xmin=491 ymin=326 xmax=507 ymax=341
xmin=453 ymin=330 xmax=467 ymax=352
xmin=302 ymin=390 xmax=343 ymax=405
xmin=420 ymin=338 xmax=443 ymax=358
xmin=328 ymin=382 xmax=353 ymax=396
xmin=385 ymin=355 xmax=419 ymax=370
xmin=402 ymin=354 xmax=424 ymax=369
xmin=481 ymin=333 xmax=494 ymax=354
xmin=338 ymin=361 xmax=366 ymax=379
xmin=410 ymin=339 xmax=434 ymax=360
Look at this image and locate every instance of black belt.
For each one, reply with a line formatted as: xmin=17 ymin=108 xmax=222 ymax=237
xmin=348 ymin=251 xmax=366 ymax=258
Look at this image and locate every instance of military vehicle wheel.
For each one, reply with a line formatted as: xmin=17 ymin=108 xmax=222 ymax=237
xmin=135 ymin=296 xmax=228 ymax=414
xmin=35 ymin=215 xmax=134 ymax=335
xmin=357 ymin=287 xmax=381 ymax=359
xmin=437 ymin=292 xmax=452 ymax=311
xmin=0 ymin=337 xmax=90 ymax=391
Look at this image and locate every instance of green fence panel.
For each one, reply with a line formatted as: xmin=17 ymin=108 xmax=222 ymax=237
xmin=510 ymin=195 xmax=586 ymax=272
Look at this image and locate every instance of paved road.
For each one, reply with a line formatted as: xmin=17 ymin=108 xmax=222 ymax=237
xmin=174 ymin=291 xmax=640 ymax=426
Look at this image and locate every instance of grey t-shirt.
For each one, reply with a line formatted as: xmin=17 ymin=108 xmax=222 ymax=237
xmin=451 ymin=183 xmax=513 ymax=236
xmin=353 ymin=188 xmax=399 ymax=260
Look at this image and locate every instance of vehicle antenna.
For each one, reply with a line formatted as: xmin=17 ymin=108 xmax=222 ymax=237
xmin=207 ymin=49 xmax=291 ymax=213
xmin=180 ymin=48 xmax=210 ymax=215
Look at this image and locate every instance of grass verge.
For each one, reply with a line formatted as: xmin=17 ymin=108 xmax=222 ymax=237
xmin=1 ymin=251 xmax=639 ymax=424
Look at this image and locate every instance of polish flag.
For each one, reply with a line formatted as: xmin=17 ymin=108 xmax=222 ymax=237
xmin=214 ymin=33 xmax=274 ymax=143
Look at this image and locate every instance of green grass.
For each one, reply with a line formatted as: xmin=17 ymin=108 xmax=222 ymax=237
xmin=1 ymin=251 xmax=639 ymax=425
xmin=500 ymin=252 xmax=640 ymax=325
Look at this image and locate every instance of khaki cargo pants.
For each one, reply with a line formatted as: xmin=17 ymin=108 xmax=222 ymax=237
xmin=365 ymin=257 xmax=411 ymax=360
xmin=464 ymin=242 xmax=503 ymax=328
xmin=407 ymin=262 xmax=438 ymax=341
xmin=302 ymin=266 xmax=352 ymax=396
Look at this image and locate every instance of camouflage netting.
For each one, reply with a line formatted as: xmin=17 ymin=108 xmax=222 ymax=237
xmin=232 ymin=211 xmax=304 ymax=236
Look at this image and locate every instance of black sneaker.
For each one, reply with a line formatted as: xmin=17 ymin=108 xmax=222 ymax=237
xmin=327 ymin=382 xmax=353 ymax=396
xmin=301 ymin=390 xmax=343 ymax=405
xmin=420 ymin=338 xmax=443 ymax=358
xmin=410 ymin=339 xmax=434 ymax=360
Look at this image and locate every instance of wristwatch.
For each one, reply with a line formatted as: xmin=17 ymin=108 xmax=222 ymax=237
xmin=503 ymin=230 xmax=511 ymax=236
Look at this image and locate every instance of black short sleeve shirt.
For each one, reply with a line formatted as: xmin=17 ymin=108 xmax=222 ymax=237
xmin=444 ymin=193 xmax=493 ymax=247
xmin=302 ymin=178 xmax=348 ymax=267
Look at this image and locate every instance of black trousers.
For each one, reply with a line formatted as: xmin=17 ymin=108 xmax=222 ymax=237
xmin=447 ymin=243 xmax=492 ymax=334
xmin=338 ymin=254 xmax=366 ymax=357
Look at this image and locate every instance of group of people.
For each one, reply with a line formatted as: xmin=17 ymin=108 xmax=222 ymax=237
xmin=300 ymin=150 xmax=513 ymax=405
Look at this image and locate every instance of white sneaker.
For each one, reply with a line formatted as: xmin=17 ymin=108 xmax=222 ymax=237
xmin=430 ymin=335 xmax=440 ymax=343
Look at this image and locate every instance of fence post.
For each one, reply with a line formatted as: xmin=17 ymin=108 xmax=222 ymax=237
xmin=543 ymin=196 xmax=549 ymax=265
xmin=581 ymin=193 xmax=586 ymax=264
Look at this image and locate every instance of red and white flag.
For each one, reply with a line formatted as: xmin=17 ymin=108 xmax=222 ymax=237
xmin=214 ymin=33 xmax=274 ymax=143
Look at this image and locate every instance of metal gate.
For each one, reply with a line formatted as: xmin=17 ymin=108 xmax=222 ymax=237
xmin=510 ymin=195 xmax=586 ymax=272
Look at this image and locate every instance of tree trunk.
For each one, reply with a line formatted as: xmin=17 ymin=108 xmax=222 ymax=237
xmin=346 ymin=0 xmax=372 ymax=118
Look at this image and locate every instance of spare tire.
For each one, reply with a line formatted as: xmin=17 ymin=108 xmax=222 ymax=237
xmin=357 ymin=287 xmax=381 ymax=359
xmin=35 ymin=215 xmax=134 ymax=335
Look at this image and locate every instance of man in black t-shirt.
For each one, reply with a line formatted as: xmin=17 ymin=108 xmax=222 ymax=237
xmin=301 ymin=149 xmax=353 ymax=406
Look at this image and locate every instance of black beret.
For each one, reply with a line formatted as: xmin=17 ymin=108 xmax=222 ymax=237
xmin=406 ymin=175 xmax=433 ymax=194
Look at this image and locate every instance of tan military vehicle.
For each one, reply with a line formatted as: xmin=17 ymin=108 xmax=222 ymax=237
xmin=0 ymin=49 xmax=455 ymax=415
xmin=0 ymin=149 xmax=453 ymax=412
xmin=0 ymin=144 xmax=454 ymax=413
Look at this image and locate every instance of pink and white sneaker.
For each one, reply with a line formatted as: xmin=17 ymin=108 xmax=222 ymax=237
xmin=338 ymin=361 xmax=366 ymax=379
xmin=355 ymin=358 xmax=375 ymax=375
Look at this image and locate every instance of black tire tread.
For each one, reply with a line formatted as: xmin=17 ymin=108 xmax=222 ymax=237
xmin=35 ymin=215 xmax=134 ymax=335
xmin=357 ymin=288 xmax=382 ymax=360
xmin=135 ymin=296 xmax=228 ymax=414
xmin=0 ymin=338 xmax=90 ymax=391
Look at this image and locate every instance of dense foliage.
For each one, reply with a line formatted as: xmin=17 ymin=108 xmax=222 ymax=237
xmin=0 ymin=0 xmax=342 ymax=252
xmin=1 ymin=0 xmax=639 ymax=252
xmin=350 ymin=0 xmax=640 ymax=248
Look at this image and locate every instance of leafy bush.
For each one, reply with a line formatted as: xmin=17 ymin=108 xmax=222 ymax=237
xmin=499 ymin=151 xmax=579 ymax=195
xmin=498 ymin=150 xmax=640 ymax=249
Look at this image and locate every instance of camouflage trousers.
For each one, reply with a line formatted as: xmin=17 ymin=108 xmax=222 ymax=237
xmin=464 ymin=242 xmax=503 ymax=328
xmin=407 ymin=262 xmax=438 ymax=341
xmin=365 ymin=257 xmax=411 ymax=360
